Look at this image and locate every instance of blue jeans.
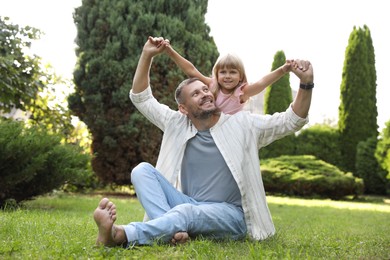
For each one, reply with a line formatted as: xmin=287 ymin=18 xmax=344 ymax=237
xmin=123 ymin=162 xmax=247 ymax=245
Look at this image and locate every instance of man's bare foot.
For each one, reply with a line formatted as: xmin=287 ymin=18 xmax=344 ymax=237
xmin=94 ymin=198 xmax=126 ymax=247
xmin=171 ymin=231 xmax=190 ymax=245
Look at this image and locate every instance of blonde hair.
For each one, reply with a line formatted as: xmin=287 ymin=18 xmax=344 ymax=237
xmin=211 ymin=53 xmax=248 ymax=96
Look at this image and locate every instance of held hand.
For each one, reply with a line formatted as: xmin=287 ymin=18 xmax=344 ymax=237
xmin=143 ymin=36 xmax=169 ymax=57
xmin=161 ymin=39 xmax=174 ymax=55
xmin=282 ymin=59 xmax=294 ymax=73
xmin=291 ymin=59 xmax=314 ymax=84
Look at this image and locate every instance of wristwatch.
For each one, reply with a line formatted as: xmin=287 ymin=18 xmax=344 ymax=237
xmin=299 ymin=82 xmax=314 ymax=90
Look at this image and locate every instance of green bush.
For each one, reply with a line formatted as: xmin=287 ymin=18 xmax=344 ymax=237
xmin=375 ymin=120 xmax=390 ymax=187
xmin=259 ymin=135 xmax=296 ymax=159
xmin=261 ymin=155 xmax=364 ymax=199
xmin=356 ymin=137 xmax=388 ymax=195
xmin=295 ymin=124 xmax=343 ymax=168
xmin=0 ymin=119 xmax=92 ymax=207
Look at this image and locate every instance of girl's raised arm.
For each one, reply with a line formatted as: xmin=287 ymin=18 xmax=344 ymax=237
xmin=241 ymin=60 xmax=292 ymax=102
xmin=164 ymin=42 xmax=212 ymax=86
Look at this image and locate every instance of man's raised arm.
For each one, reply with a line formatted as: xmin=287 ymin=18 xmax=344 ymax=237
xmin=291 ymin=60 xmax=314 ymax=118
xmin=132 ymin=36 xmax=167 ymax=94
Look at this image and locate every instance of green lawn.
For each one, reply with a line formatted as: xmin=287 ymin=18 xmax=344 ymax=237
xmin=0 ymin=193 xmax=389 ymax=259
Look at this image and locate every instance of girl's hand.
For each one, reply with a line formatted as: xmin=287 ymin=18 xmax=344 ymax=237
xmin=282 ymin=59 xmax=294 ymax=73
xmin=143 ymin=36 xmax=168 ymax=56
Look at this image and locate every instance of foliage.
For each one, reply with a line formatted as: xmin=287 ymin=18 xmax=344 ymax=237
xmin=0 ymin=16 xmax=78 ymax=141
xmin=261 ymin=155 xmax=364 ymax=199
xmin=0 ymin=119 xmax=92 ymax=207
xmin=356 ymin=137 xmax=388 ymax=195
xmin=338 ymin=25 xmax=378 ymax=173
xmin=295 ymin=124 xmax=343 ymax=168
xmin=69 ymin=0 xmax=219 ymax=185
xmin=263 ymin=50 xmax=292 ymax=115
xmin=260 ymin=50 xmax=295 ymax=158
xmin=0 ymin=16 xmax=43 ymax=113
xmin=0 ymin=194 xmax=389 ymax=259
xmin=25 ymin=77 xmax=77 ymax=141
xmin=259 ymin=136 xmax=296 ymax=159
xmin=65 ymin=118 xmax=93 ymax=154
xmin=376 ymin=120 xmax=390 ymax=179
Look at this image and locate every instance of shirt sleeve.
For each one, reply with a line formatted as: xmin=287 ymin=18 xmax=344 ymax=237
xmin=130 ymin=86 xmax=176 ymax=132
xmin=249 ymin=105 xmax=309 ymax=148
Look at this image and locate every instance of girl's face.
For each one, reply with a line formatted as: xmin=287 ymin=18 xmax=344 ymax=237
xmin=217 ymin=67 xmax=242 ymax=94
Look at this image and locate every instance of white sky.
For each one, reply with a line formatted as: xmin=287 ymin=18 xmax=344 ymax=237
xmin=1 ymin=0 xmax=389 ymax=130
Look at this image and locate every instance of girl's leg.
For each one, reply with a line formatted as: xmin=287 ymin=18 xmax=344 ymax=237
xmin=131 ymin=162 xmax=195 ymax=219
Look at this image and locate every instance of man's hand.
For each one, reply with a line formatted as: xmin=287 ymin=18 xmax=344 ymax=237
xmin=131 ymin=36 xmax=168 ymax=94
xmin=143 ymin=36 xmax=169 ymax=57
xmin=291 ymin=59 xmax=314 ymax=84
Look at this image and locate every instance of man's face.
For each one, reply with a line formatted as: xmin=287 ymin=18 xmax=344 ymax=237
xmin=179 ymin=80 xmax=218 ymax=119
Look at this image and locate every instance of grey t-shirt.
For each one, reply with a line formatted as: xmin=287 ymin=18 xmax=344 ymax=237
xmin=181 ymin=130 xmax=242 ymax=207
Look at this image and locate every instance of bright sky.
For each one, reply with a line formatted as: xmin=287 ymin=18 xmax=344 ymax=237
xmin=1 ymin=0 xmax=389 ymax=130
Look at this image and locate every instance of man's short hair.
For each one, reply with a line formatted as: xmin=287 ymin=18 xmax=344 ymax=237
xmin=175 ymin=78 xmax=200 ymax=104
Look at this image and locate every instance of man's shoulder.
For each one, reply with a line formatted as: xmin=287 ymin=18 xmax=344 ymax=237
xmin=218 ymin=110 xmax=256 ymax=126
xmin=227 ymin=110 xmax=260 ymax=120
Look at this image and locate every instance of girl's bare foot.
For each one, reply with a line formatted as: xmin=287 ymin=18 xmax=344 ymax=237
xmin=171 ymin=231 xmax=190 ymax=245
xmin=94 ymin=198 xmax=126 ymax=247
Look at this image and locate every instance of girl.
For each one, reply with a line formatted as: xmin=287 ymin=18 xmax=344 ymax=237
xmin=164 ymin=41 xmax=292 ymax=114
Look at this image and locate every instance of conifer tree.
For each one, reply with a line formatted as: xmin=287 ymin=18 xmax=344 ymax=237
xmin=68 ymin=0 xmax=218 ymax=184
xmin=260 ymin=50 xmax=295 ymax=158
xmin=264 ymin=51 xmax=292 ymax=115
xmin=338 ymin=25 xmax=378 ymax=173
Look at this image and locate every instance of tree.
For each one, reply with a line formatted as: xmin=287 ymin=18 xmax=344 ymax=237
xmin=263 ymin=51 xmax=292 ymax=115
xmin=0 ymin=16 xmax=44 ymax=113
xmin=260 ymin=50 xmax=294 ymax=158
xmin=0 ymin=16 xmax=76 ymax=140
xmin=338 ymin=25 xmax=378 ymax=173
xmin=356 ymin=137 xmax=387 ymax=194
xmin=375 ymin=120 xmax=390 ymax=193
xmin=376 ymin=121 xmax=390 ymax=174
xmin=69 ymin=0 xmax=219 ymax=184
xmin=0 ymin=17 xmax=95 ymax=198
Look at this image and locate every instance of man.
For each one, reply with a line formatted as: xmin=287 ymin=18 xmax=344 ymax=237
xmin=93 ymin=36 xmax=314 ymax=247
